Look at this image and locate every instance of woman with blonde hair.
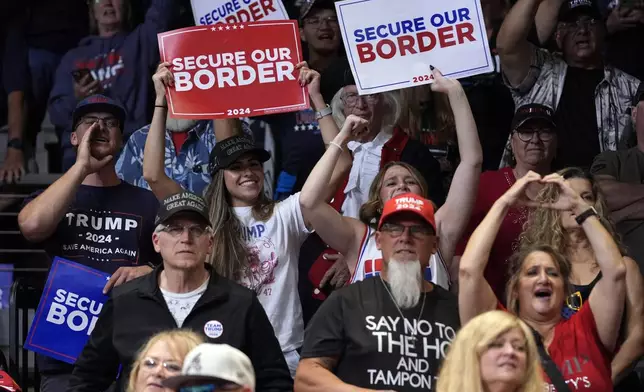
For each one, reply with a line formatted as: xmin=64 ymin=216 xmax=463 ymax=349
xmin=521 ymin=167 xmax=644 ymax=390
xmin=127 ymin=330 xmax=204 ymax=392
xmin=437 ymin=311 xmax=542 ymax=392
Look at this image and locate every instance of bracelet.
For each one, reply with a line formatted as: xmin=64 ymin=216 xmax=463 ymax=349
xmin=155 ymin=105 xmax=167 ymax=109
xmin=329 ymin=141 xmax=343 ymax=152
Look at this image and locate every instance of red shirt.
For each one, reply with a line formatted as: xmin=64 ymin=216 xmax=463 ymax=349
xmin=455 ymin=168 xmax=528 ymax=301
xmin=544 ymin=303 xmax=612 ymax=392
xmin=170 ymin=131 xmax=189 ymax=155
xmin=497 ymin=303 xmax=612 ymax=392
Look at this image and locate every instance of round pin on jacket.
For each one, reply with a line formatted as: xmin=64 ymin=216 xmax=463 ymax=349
xmin=204 ymin=320 xmax=224 ymax=338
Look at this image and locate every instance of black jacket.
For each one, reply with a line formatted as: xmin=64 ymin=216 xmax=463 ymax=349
xmin=68 ymin=264 xmax=293 ymax=392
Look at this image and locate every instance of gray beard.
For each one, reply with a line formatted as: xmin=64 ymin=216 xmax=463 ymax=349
xmin=386 ymin=258 xmax=422 ymax=309
xmin=166 ymin=114 xmax=198 ymax=132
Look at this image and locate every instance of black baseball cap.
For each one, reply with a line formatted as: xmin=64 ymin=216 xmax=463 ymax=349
xmin=300 ymin=0 xmax=336 ymax=21
xmin=72 ymin=94 xmax=126 ymax=130
xmin=511 ymin=104 xmax=557 ymax=131
xmin=633 ymin=83 xmax=644 ymax=106
xmin=155 ymin=192 xmax=210 ymax=226
xmin=208 ymin=136 xmax=271 ymax=175
xmin=558 ymin=0 xmax=601 ymax=22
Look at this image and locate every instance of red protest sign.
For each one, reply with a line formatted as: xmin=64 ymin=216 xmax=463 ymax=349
xmin=158 ymin=21 xmax=309 ymax=119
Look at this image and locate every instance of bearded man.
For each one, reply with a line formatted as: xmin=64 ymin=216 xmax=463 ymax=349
xmin=294 ymin=193 xmax=461 ymax=392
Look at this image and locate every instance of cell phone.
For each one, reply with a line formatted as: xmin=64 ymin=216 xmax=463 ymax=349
xmin=71 ymin=68 xmax=94 ymax=83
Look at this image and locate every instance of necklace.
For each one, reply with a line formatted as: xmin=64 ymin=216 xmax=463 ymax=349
xmin=379 ymin=274 xmax=426 ymax=341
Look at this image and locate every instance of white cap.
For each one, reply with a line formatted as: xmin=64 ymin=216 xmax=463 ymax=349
xmin=162 ymin=344 xmax=255 ymax=391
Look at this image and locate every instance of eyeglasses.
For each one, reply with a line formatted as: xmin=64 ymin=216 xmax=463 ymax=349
xmin=80 ymin=116 xmax=119 ymax=129
xmin=514 ymin=129 xmax=555 ymax=142
xmin=380 ymin=223 xmax=434 ymax=239
xmin=179 ymin=384 xmax=241 ymax=392
xmin=142 ymin=358 xmax=182 ymax=373
xmin=342 ymin=93 xmax=379 ymax=107
xmin=562 ymin=18 xmax=599 ymax=31
xmin=304 ymin=16 xmax=338 ymax=27
xmin=161 ymin=224 xmax=211 ymax=238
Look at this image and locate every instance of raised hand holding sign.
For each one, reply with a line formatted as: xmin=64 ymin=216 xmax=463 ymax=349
xmin=157 ymin=21 xmax=308 ymax=119
xmin=335 ymin=0 xmax=494 ymax=94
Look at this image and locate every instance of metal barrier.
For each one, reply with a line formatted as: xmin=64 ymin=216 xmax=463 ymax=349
xmin=9 ymin=277 xmax=44 ymax=392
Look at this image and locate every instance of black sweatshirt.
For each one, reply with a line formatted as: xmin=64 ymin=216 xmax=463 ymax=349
xmin=68 ymin=264 xmax=293 ymax=392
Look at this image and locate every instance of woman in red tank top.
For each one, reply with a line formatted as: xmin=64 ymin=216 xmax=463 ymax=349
xmin=459 ymin=171 xmax=626 ymax=392
xmin=521 ymin=167 xmax=644 ymax=390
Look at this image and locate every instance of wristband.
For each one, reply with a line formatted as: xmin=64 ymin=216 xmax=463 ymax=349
xmin=7 ymin=138 xmax=24 ymax=151
xmin=155 ymin=105 xmax=167 ymax=109
xmin=575 ymin=207 xmax=598 ymax=226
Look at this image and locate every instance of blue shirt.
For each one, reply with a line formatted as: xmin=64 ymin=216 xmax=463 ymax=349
xmin=116 ymin=121 xmax=216 ymax=195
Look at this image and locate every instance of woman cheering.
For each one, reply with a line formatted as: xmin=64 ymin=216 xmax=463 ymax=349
xmin=458 ymin=171 xmax=626 ymax=392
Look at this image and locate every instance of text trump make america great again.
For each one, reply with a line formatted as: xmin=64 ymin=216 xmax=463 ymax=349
xmin=158 ymin=21 xmax=309 ymax=119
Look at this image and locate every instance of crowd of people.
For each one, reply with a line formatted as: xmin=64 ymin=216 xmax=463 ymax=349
xmin=2 ymin=0 xmax=644 ymax=391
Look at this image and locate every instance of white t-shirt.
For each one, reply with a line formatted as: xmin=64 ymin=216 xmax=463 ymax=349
xmin=234 ymin=193 xmax=311 ymax=352
xmin=161 ymin=278 xmax=209 ymax=327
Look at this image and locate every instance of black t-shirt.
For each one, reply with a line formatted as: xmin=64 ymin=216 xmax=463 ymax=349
xmin=26 ymin=182 xmax=161 ymax=273
xmin=301 ymin=277 xmax=460 ymax=391
xmin=25 ymin=181 xmax=161 ymax=373
xmin=553 ymin=67 xmax=604 ymax=170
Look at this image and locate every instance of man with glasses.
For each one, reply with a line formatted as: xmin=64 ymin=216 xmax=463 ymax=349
xmin=295 ymin=193 xmax=460 ymax=391
xmin=68 ymin=191 xmax=293 ymax=392
xmin=299 ymin=0 xmax=341 ymax=73
xmin=497 ymin=0 xmax=641 ymax=170
xmin=19 ymin=94 xmax=161 ymax=392
xmin=164 ymin=343 xmax=256 ymax=392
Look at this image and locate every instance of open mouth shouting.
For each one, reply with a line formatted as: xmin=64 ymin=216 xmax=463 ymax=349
xmin=533 ymin=286 xmax=552 ymax=301
xmin=318 ymin=32 xmax=334 ymax=41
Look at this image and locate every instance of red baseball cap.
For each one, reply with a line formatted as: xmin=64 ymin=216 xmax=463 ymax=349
xmin=378 ymin=193 xmax=436 ymax=231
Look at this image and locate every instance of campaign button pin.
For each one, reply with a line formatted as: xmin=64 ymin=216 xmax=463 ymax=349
xmin=204 ymin=320 xmax=224 ymax=338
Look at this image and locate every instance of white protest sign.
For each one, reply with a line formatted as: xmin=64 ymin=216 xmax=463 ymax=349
xmin=335 ymin=0 xmax=494 ymax=94
xmin=191 ymin=0 xmax=289 ymax=25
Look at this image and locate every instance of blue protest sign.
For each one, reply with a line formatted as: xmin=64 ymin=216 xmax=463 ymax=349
xmin=25 ymin=257 xmax=110 ymax=364
xmin=0 ymin=263 xmax=14 ymax=310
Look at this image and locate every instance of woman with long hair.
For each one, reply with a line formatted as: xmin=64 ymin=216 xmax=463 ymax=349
xmin=127 ymin=330 xmax=203 ymax=392
xmin=300 ymin=67 xmax=482 ymax=290
xmin=458 ymin=171 xmax=627 ymax=392
xmin=521 ymin=167 xmax=644 ymax=390
xmin=437 ymin=311 xmax=542 ymax=392
xmin=141 ymin=61 xmax=354 ymax=376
